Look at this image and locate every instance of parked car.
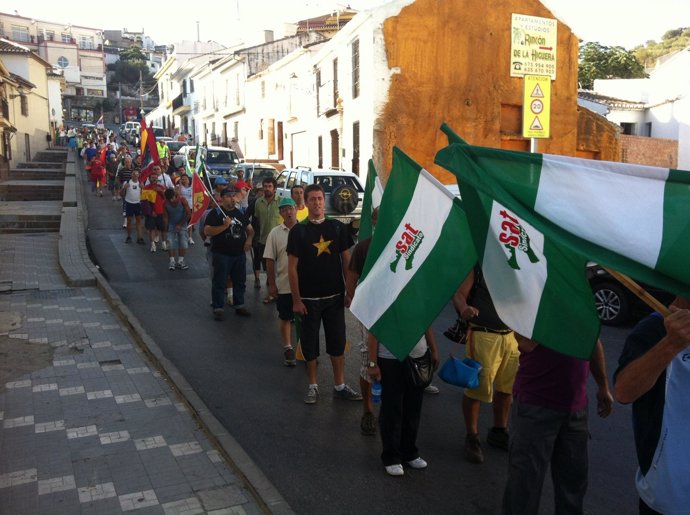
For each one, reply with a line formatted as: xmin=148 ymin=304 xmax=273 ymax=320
xmin=276 ymin=167 xmax=364 ymax=237
xmin=178 ymin=145 xmax=241 ymax=178
xmin=165 ymin=141 xmax=186 ymax=154
xmin=234 ymin=163 xmax=279 ymax=188
xmin=587 ymin=263 xmax=674 ymax=326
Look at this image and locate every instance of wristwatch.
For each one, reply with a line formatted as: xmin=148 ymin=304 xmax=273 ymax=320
xmin=368 ymin=361 xmax=377 ymax=368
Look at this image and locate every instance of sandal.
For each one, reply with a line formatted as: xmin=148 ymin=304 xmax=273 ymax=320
xmin=263 ymin=295 xmax=276 ymax=304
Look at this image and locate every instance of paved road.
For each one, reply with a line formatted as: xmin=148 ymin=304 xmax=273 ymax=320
xmin=83 ymin=165 xmax=639 ymax=514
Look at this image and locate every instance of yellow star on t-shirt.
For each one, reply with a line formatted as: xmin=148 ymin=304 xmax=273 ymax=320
xmin=312 ymin=234 xmax=333 ymax=256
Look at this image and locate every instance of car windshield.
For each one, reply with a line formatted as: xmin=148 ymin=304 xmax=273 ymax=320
xmin=167 ymin=142 xmax=185 ymax=152
xmin=206 ymin=150 xmax=238 ymax=165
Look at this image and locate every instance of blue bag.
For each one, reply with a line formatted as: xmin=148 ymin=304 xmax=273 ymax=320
xmin=438 ymin=355 xmax=482 ymax=389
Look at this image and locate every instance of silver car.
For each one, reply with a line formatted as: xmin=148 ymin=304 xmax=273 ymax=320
xmin=276 ymin=167 xmax=364 ymax=236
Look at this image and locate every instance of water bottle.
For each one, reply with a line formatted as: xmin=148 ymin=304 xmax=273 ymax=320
xmin=371 ymin=381 xmax=382 ymax=404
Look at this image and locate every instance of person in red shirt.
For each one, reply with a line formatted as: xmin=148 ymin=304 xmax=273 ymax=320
xmin=90 ymin=158 xmax=106 ymax=197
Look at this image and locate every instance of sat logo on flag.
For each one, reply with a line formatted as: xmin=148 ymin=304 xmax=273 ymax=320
xmin=390 ymin=223 xmax=424 ymax=272
xmin=498 ymin=210 xmax=539 ymax=270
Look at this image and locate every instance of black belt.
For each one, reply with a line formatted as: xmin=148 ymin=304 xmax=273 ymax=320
xmin=469 ymin=324 xmax=512 ymax=335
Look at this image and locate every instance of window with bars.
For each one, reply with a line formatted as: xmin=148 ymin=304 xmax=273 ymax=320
xmin=11 ymin=25 xmax=30 ymax=42
xmin=79 ymin=36 xmax=94 ymax=50
xmin=61 ymin=33 xmax=71 ymax=43
xmin=333 ymin=58 xmax=338 ymax=107
xmin=352 ymin=121 xmax=360 ymax=176
xmin=315 ymin=68 xmax=321 ymax=115
xmin=351 ymin=39 xmax=360 ymax=99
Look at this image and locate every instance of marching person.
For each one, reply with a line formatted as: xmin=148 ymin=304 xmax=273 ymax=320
xmin=264 ymin=197 xmax=299 ymax=366
xmin=615 ymin=296 xmax=690 ymax=515
xmin=287 ymin=184 xmax=361 ymax=404
xmin=204 ymin=187 xmax=254 ymax=320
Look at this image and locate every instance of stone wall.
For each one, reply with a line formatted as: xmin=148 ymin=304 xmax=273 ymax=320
xmin=620 ymin=134 xmax=678 ymax=169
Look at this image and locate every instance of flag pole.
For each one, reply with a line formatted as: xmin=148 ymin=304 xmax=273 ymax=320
xmin=602 ymin=267 xmax=671 ymax=317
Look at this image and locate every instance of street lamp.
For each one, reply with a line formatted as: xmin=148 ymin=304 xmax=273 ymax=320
xmin=336 ymin=96 xmax=343 ymax=170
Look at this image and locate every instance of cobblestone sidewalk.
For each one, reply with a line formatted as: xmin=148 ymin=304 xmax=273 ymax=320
xmin=0 ymin=233 xmax=262 ymax=514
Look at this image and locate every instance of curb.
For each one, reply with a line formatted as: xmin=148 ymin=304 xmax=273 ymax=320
xmin=59 ymin=149 xmax=294 ymax=515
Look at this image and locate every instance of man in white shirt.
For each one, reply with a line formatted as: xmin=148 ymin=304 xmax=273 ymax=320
xmin=264 ymin=197 xmax=299 ymax=366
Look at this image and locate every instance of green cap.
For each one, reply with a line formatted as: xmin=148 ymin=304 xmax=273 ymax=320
xmin=278 ymin=197 xmax=296 ymax=208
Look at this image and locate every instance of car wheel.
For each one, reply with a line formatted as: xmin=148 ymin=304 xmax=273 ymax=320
xmin=331 ymin=184 xmax=358 ymax=214
xmin=593 ymin=282 xmax=629 ymax=326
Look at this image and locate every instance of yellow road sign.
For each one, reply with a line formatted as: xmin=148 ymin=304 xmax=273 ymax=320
xmin=523 ymin=75 xmax=551 ymax=138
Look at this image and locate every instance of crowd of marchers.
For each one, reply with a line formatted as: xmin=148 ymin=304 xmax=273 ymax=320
xmin=67 ymin=133 xmax=690 ymax=515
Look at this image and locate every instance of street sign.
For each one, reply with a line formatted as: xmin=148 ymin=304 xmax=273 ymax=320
xmin=511 ymin=14 xmax=557 ymax=79
xmin=523 ymin=75 xmax=551 ymax=138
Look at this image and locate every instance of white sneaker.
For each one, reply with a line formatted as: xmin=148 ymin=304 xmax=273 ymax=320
xmin=150 ymin=242 xmax=157 ymax=253
xmin=385 ymin=464 xmax=404 ymax=476
xmin=424 ymin=384 xmax=440 ymax=394
xmin=406 ymin=457 xmax=428 ymax=469
xmin=189 ymin=237 xmax=195 ymax=246
xmin=154 ymin=235 xmax=160 ymax=243
xmin=161 ymin=241 xmax=168 ymax=251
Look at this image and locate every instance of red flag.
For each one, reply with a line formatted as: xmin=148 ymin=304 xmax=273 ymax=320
xmin=139 ymin=159 xmax=160 ymax=185
xmin=140 ymin=118 xmax=148 ymax=157
xmin=188 ymin=171 xmax=210 ymax=227
xmin=139 ymin=118 xmax=159 ymax=165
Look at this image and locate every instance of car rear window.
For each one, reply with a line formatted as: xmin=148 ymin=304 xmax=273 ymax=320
xmin=206 ymin=150 xmax=238 ymax=164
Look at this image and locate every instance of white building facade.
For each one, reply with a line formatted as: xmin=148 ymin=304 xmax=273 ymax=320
xmin=593 ymin=46 xmax=690 ymax=169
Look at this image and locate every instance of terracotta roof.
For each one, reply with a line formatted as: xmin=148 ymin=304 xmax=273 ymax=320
xmin=577 ymin=91 xmax=645 ymax=110
xmin=0 ymin=38 xmax=31 ymax=54
xmin=296 ymin=10 xmax=357 ymax=32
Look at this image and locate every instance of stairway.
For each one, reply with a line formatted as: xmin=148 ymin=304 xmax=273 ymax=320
xmin=0 ymin=150 xmax=67 ymax=233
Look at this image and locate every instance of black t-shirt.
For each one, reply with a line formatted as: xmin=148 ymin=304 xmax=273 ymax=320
xmin=206 ymin=207 xmax=249 ymax=256
xmin=287 ymin=219 xmax=352 ymax=298
xmin=614 ymin=313 xmax=667 ymax=475
xmin=469 ymin=269 xmax=510 ymax=330
xmin=349 ymin=236 xmax=372 ymax=276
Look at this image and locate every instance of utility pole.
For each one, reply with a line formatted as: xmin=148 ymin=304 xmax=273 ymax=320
xmin=139 ymin=70 xmax=144 ymax=113
xmin=196 ymin=21 xmax=200 ymax=42
xmin=117 ymin=82 xmax=123 ymax=124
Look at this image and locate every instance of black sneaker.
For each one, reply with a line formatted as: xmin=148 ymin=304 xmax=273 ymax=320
xmin=136 ymin=238 xmax=145 ymax=245
xmin=487 ymin=427 xmax=509 ymax=450
xmin=465 ymin=433 xmax=484 ymax=464
xmin=333 ymin=385 xmax=362 ymax=401
xmin=360 ymin=411 xmax=377 ymax=436
xmin=213 ymin=308 xmax=224 ymax=321
xmin=283 ymin=348 xmax=296 ymax=367
xmin=235 ymin=307 xmax=251 ymax=317
xmin=125 ymin=236 xmax=132 ymax=243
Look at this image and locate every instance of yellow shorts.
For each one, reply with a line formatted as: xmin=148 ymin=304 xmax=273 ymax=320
xmin=464 ymin=328 xmax=519 ymax=403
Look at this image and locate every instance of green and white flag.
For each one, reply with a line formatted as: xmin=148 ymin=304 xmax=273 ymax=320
xmin=435 ymin=138 xmax=690 ymax=301
xmin=359 ymin=160 xmax=384 ymax=241
xmin=350 ymin=147 xmax=476 ymax=361
xmin=448 ymin=168 xmax=599 ymax=357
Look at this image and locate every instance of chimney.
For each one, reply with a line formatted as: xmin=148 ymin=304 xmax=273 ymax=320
xmin=264 ymin=30 xmax=274 ymax=43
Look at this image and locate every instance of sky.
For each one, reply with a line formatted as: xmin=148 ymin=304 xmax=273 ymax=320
xmin=8 ymin=0 xmax=690 ymax=50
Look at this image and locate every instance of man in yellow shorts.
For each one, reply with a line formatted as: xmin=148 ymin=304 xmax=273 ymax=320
xmin=452 ymin=266 xmax=519 ymax=464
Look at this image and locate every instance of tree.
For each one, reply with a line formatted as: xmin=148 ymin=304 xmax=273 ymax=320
xmin=578 ymin=42 xmax=647 ymax=90
xmin=633 ymin=27 xmax=690 ymax=67
xmin=111 ymin=44 xmax=154 ymax=87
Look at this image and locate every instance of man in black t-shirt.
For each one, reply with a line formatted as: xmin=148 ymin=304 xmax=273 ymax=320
xmin=287 ymin=184 xmax=362 ymax=405
xmin=204 ymin=188 xmax=254 ymax=320
xmin=453 ymin=268 xmax=519 ymax=464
